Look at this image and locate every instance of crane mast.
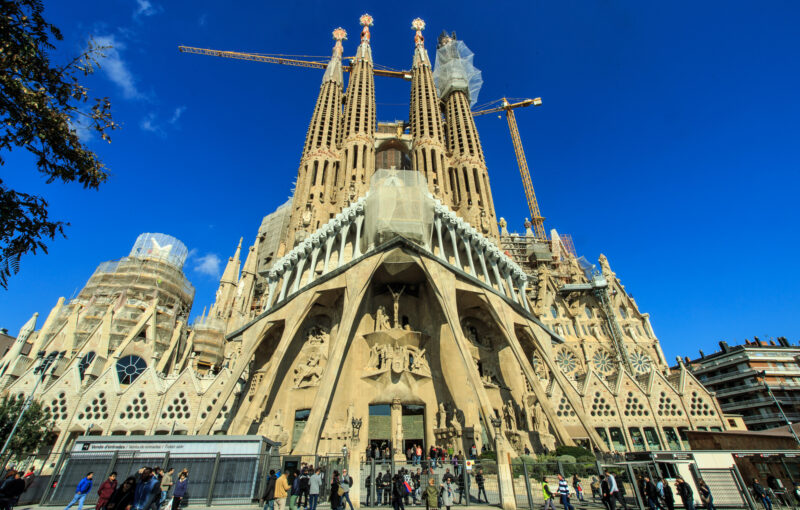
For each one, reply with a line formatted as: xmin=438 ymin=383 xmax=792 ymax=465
xmin=472 ymin=98 xmax=546 ymax=239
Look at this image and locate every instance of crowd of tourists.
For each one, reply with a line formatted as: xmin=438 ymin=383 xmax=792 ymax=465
xmin=259 ymin=461 xmax=489 ymax=510
xmin=0 ymin=466 xmax=36 ymax=509
xmin=63 ymin=466 xmax=189 ymax=510
xmin=365 ymin=443 xmax=485 ymax=468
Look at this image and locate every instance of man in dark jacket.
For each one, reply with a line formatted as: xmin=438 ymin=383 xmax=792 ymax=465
xmin=263 ymin=470 xmax=277 ymax=510
xmin=599 ymin=475 xmax=612 ymax=510
xmin=675 ymin=477 xmax=695 ymax=510
xmin=643 ymin=476 xmax=659 ymax=510
xmin=752 ymin=478 xmax=772 ymax=510
xmin=0 ymin=471 xmax=26 ymax=510
xmin=382 ymin=472 xmax=392 ymax=505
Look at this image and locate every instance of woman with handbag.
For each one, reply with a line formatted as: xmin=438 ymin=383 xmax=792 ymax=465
xmin=329 ymin=471 xmax=341 ymax=510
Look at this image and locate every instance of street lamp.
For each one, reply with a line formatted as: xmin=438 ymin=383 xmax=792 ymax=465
xmin=0 ymin=351 xmax=64 ymax=464
xmin=759 ymin=370 xmax=800 ymax=447
xmin=351 ymin=417 xmax=362 ymax=440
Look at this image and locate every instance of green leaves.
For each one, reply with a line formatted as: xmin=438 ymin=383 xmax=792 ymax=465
xmin=0 ymin=395 xmax=53 ymax=458
xmin=0 ymin=0 xmax=118 ymax=289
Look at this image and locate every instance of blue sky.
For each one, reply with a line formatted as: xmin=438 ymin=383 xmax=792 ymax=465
xmin=2 ymin=1 xmax=799 ymax=362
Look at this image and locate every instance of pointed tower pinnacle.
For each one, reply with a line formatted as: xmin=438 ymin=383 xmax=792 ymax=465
xmin=286 ymin=27 xmax=348 ymax=247
xmin=409 ymin=17 xmax=448 ymax=199
xmin=210 ymin=238 xmax=242 ymax=320
xmin=340 ymin=14 xmax=376 ymax=200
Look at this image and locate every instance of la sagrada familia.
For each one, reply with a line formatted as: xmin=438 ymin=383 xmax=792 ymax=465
xmin=2 ymin=16 xmax=732 ymax=463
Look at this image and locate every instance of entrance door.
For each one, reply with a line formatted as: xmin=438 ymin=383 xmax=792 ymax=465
xmin=369 ymin=404 xmax=392 ymax=458
xmin=402 ymin=404 xmax=425 ymax=457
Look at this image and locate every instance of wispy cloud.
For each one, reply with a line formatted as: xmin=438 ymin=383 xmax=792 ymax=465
xmin=139 ymin=112 xmax=163 ymax=136
xmin=198 ymin=13 xmax=208 ymax=27
xmin=169 ymin=106 xmax=186 ymax=124
xmin=69 ymin=117 xmax=94 ymax=141
xmin=134 ymin=0 xmax=160 ymax=18
xmin=194 ymin=253 xmax=222 ymax=278
xmin=93 ymin=34 xmax=141 ymax=100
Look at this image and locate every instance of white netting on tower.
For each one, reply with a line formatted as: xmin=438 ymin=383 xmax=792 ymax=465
xmin=433 ymin=36 xmax=483 ymax=107
xmin=365 ymin=169 xmax=434 ymax=250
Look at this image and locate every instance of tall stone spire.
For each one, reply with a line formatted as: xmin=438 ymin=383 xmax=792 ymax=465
xmin=287 ymin=27 xmax=348 ymax=247
xmin=435 ymin=33 xmax=499 ymax=239
xmin=210 ymin=238 xmax=242 ymax=320
xmin=409 ymin=18 xmax=448 ymax=199
xmin=340 ymin=14 xmax=377 ymax=201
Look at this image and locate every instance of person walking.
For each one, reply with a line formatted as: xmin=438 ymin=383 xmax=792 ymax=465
xmin=542 ymin=477 xmax=557 ymax=510
xmin=391 ymin=474 xmax=406 ymax=510
xmin=476 ymin=468 xmax=487 ymax=504
xmin=557 ymin=474 xmax=575 ymax=510
xmin=298 ymin=468 xmax=310 ymax=509
xmin=590 ymin=477 xmax=600 ymax=503
xmin=263 ymin=470 xmax=277 ymax=510
xmin=105 ymin=476 xmax=136 ymax=510
xmin=605 ymin=471 xmax=628 ymax=510
xmin=600 ymin=475 xmax=612 ymax=510
xmin=308 ymin=468 xmax=322 ymax=510
xmin=275 ymin=470 xmax=290 ymax=510
xmin=752 ymin=479 xmax=772 ymax=510
xmin=469 ymin=444 xmax=477 ymax=460
xmin=424 ymin=478 xmax=438 ymax=510
xmin=64 ymin=472 xmax=94 ymax=510
xmin=674 ymin=477 xmax=695 ymax=510
xmin=439 ymin=480 xmax=454 ymax=510
xmin=339 ymin=469 xmax=354 ymax=510
xmin=643 ymin=476 xmax=659 ymax=510
xmin=170 ymin=471 xmax=188 ymax=510
xmin=572 ymin=474 xmax=584 ymax=502
xmin=697 ymin=480 xmax=714 ymax=510
xmin=662 ymin=480 xmax=675 ymax=510
xmin=330 ymin=471 xmax=341 ymax=510
xmin=290 ymin=470 xmax=302 ymax=510
xmin=96 ymin=472 xmax=117 ymax=510
xmin=159 ymin=468 xmax=174 ymax=509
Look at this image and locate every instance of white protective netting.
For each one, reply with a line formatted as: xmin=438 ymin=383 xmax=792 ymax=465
xmin=129 ymin=233 xmax=188 ymax=269
xmin=433 ymin=36 xmax=483 ymax=107
xmin=365 ymin=169 xmax=434 ymax=249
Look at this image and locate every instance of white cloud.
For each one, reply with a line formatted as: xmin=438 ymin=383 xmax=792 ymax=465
xmin=198 ymin=13 xmax=208 ymax=27
xmin=93 ymin=34 xmax=141 ymax=99
xmin=134 ymin=0 xmax=160 ymax=18
xmin=169 ymin=106 xmax=186 ymax=124
xmin=139 ymin=112 xmax=163 ymax=135
xmin=194 ymin=254 xmax=222 ymax=278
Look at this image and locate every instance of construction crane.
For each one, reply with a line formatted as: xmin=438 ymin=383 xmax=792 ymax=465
xmin=179 ymin=48 xmax=546 ymax=239
xmin=472 ymin=98 xmax=546 ymax=240
xmin=178 ymin=46 xmax=412 ymax=80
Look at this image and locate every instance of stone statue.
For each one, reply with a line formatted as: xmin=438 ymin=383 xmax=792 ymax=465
xmin=387 ymin=285 xmax=406 ymax=329
xmin=533 ymin=402 xmax=548 ymax=435
xmin=450 ymin=409 xmax=463 ymax=435
xmin=376 ymin=305 xmax=392 ymax=331
xmin=438 ymin=402 xmax=447 ymax=429
xmin=293 ymin=352 xmax=323 ymax=388
xmin=504 ymin=400 xmax=517 ymax=430
xmin=394 ymin=420 xmax=403 ymax=452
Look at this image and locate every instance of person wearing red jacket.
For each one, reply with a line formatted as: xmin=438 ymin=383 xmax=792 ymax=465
xmin=96 ymin=472 xmax=117 ymax=510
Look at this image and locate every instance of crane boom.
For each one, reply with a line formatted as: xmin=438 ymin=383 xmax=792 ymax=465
xmin=472 ymin=98 xmax=546 ymax=239
xmin=178 ymin=46 xmax=412 ymax=80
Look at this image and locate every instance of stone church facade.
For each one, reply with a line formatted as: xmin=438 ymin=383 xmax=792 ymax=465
xmin=2 ymin=16 xmax=733 ymax=464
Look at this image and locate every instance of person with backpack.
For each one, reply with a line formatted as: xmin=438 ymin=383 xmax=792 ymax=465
xmin=262 ymin=470 xmax=277 ymax=510
xmin=572 ymin=474 xmax=584 ymax=502
xmin=391 ymin=474 xmax=406 ymax=510
xmin=697 ymin=480 xmax=714 ymax=510
xmin=339 ymin=469 xmax=354 ymax=510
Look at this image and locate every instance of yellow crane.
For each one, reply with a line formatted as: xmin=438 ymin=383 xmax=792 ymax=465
xmin=179 ymin=48 xmax=547 ymax=239
xmin=178 ymin=46 xmax=412 ymax=80
xmin=472 ymin=97 xmax=546 ymax=239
